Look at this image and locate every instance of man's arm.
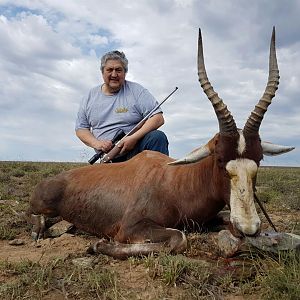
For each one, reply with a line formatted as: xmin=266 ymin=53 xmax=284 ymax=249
xmin=118 ymin=113 xmax=164 ymax=154
xmin=76 ymin=129 xmax=113 ymax=153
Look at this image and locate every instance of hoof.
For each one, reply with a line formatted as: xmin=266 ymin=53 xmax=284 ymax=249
xmin=87 ymin=238 xmax=109 ymax=254
xmin=31 ymin=232 xmax=38 ymax=241
xmin=30 ymin=214 xmax=45 ymax=241
xmin=31 ymin=230 xmax=44 ymax=241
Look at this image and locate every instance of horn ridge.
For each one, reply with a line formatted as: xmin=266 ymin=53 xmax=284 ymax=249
xmin=198 ymin=28 xmax=237 ymax=134
xmin=244 ymin=26 xmax=280 ymax=135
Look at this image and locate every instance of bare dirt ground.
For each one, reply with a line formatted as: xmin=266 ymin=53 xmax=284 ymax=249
xmin=0 ymin=232 xmax=93 ymax=264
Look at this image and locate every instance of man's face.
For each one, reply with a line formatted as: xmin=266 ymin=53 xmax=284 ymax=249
xmin=102 ymin=59 xmax=126 ymax=93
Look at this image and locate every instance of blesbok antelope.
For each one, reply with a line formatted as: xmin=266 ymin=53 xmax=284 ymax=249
xmin=27 ymin=27 xmax=294 ymax=259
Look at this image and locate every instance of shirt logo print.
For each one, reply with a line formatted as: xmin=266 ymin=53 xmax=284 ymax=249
xmin=115 ymin=107 xmax=128 ymax=113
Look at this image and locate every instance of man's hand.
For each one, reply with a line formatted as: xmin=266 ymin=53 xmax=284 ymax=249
xmin=117 ymin=136 xmax=138 ymax=154
xmin=94 ymin=140 xmax=113 ymax=153
xmin=76 ymin=129 xmax=113 ymax=153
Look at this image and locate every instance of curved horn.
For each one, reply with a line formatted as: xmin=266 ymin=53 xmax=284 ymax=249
xmin=244 ymin=27 xmax=280 ymax=135
xmin=168 ymin=145 xmax=211 ymax=165
xmin=198 ymin=28 xmax=237 ymax=134
xmin=261 ymin=141 xmax=295 ymax=156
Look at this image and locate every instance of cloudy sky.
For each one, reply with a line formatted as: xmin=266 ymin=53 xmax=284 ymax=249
xmin=0 ymin=0 xmax=299 ymax=166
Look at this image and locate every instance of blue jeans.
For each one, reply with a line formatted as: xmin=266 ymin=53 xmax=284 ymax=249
xmin=112 ymin=130 xmax=169 ymax=162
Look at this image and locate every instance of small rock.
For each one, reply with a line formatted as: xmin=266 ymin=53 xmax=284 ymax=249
xmin=9 ymin=239 xmax=25 ymax=246
xmin=215 ymin=230 xmax=242 ymax=257
xmin=72 ymin=257 xmax=98 ymax=268
xmin=45 ymin=220 xmax=74 ymax=238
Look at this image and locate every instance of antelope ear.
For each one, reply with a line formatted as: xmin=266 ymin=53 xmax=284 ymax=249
xmin=261 ymin=141 xmax=295 ymax=156
xmin=168 ymin=145 xmax=211 ymax=165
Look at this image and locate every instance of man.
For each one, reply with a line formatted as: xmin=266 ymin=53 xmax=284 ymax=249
xmin=75 ymin=50 xmax=169 ymax=162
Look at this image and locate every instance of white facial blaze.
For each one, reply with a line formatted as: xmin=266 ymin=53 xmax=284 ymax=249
xmin=226 ymin=158 xmax=261 ymax=235
xmin=237 ymin=129 xmax=246 ymax=155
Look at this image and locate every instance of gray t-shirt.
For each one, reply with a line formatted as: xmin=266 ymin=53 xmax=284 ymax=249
xmin=75 ymin=80 xmax=162 ymax=141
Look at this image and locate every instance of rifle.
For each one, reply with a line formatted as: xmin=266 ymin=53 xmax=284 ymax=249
xmin=91 ymin=87 xmax=178 ymax=164
xmin=88 ymin=129 xmax=126 ymax=164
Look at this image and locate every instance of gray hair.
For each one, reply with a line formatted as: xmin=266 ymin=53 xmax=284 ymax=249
xmin=100 ymin=50 xmax=128 ymax=73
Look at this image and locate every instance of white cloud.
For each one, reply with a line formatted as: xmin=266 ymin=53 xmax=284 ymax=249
xmin=0 ymin=0 xmax=299 ymax=166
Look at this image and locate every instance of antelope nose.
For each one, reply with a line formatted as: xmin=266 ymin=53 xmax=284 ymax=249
xmin=234 ymin=221 xmax=261 ymax=237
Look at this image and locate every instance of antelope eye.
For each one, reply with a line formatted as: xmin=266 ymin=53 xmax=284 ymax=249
xmin=217 ymin=158 xmax=225 ymax=168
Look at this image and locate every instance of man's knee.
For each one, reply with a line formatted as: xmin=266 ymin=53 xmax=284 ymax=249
xmin=142 ymin=130 xmax=169 ymax=155
xmin=146 ymin=130 xmax=168 ymax=142
xmin=125 ymin=130 xmax=169 ymax=160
